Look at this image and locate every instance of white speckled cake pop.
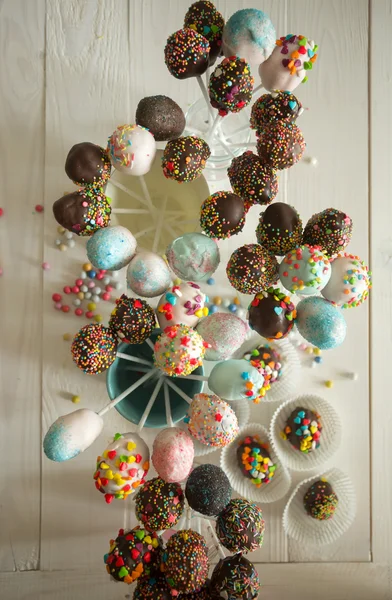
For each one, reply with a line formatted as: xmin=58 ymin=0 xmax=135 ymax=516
xmin=196 ymin=312 xmax=248 ymax=361
xmin=154 ymin=324 xmax=208 ymax=377
xmin=222 ymin=8 xmax=276 ymax=66
xmin=185 ymin=393 xmax=239 ymax=448
xmin=86 ymin=225 xmax=137 ymax=271
xmin=156 ymin=281 xmax=209 ymax=329
xmin=166 ymin=232 xmax=220 ymax=281
xmin=152 ymin=427 xmax=194 ymax=483
xmin=107 ymin=124 xmax=156 ymax=176
xmin=43 ymin=409 xmax=103 ymax=462
xmin=208 ymin=360 xmax=265 ymax=402
xmin=279 ymin=245 xmax=331 ymax=295
xmin=126 ymin=251 xmax=171 ymax=298
xmin=321 ymin=253 xmax=371 ymax=308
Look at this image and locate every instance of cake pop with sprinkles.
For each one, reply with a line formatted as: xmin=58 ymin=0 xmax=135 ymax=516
xmin=321 ymin=253 xmax=371 ymax=308
xmin=216 ymin=498 xmax=265 ymax=553
xmin=185 ymin=464 xmax=231 ymax=516
xmin=65 ymin=142 xmax=111 ymax=186
xmin=71 ymin=323 xmax=118 ymax=374
xmin=237 ymin=435 xmax=276 ymax=487
xmin=226 ymin=243 xmax=278 ymax=295
xmin=152 ymin=427 xmax=194 ymax=483
xmin=228 ymin=151 xmax=278 ymax=207
xmin=135 ymin=477 xmax=184 ymax=531
xmin=222 ymin=8 xmax=276 ymax=66
xmin=154 ymin=324 xmax=208 ymax=377
xmin=302 ymin=208 xmax=353 ymax=257
xmin=53 ymin=187 xmax=111 ymax=236
xmin=251 ymin=91 xmax=303 ymax=135
xmin=282 ymin=407 xmax=322 ymax=453
xmin=303 ymin=479 xmax=339 ymax=520
xmin=107 ymin=124 xmax=156 ymax=176
xmin=209 ymin=56 xmax=254 ymax=116
xmin=196 ymin=312 xmax=248 ymax=361
xmin=104 ymin=527 xmax=162 ymax=585
xmin=163 ymin=530 xmax=209 ymax=595
xmin=109 ymin=295 xmax=156 ymax=344
xmin=279 ymin=245 xmax=331 ymax=295
xmin=248 ymin=287 xmax=296 ymax=340
xmin=133 ymin=575 xmax=171 ymax=600
xmin=162 ymin=136 xmax=211 ymax=182
xmin=164 ymin=28 xmax=210 ymax=79
xmin=94 ymin=432 xmax=150 ymax=504
xmin=184 ymin=1 xmax=225 ymax=65
xmin=156 ymin=281 xmax=209 ymax=330
xmin=210 ymin=554 xmax=260 ymax=600
xmin=257 ymin=121 xmax=306 ymax=170
xmin=256 ymin=202 xmax=303 ymax=256
xmin=166 ymin=232 xmax=220 ymax=281
xmin=208 ymin=359 xmax=265 ymax=403
xmin=185 ymin=393 xmax=239 ymax=448
xmin=296 ymin=296 xmax=347 ymax=349
xmin=245 ymin=344 xmax=282 ymax=386
xmin=200 ymin=191 xmax=246 ymax=239
xmin=135 ymin=95 xmax=185 ymax=141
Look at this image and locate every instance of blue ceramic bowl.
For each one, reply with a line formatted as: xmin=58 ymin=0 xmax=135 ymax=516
xmin=106 ymin=332 xmax=204 ymax=428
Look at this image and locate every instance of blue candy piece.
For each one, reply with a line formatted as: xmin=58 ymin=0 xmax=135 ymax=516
xmin=87 ymin=225 xmax=137 ymax=271
xmin=209 ymin=304 xmax=218 ymax=314
xmin=87 ymin=269 xmax=96 ymax=279
xmin=228 ymin=303 xmax=237 ymax=313
xmin=296 ymin=296 xmax=347 ymax=350
xmin=298 ymin=411 xmax=305 ymax=418
xmin=295 ymin=429 xmax=303 ymax=436
xmin=165 ymin=293 xmax=177 ymax=305
xmin=293 ymin=417 xmax=301 ymax=424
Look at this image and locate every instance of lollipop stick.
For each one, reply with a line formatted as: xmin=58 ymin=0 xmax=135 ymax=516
xmin=196 ymin=75 xmax=214 ymax=119
xmin=139 ymin=175 xmax=155 ymax=213
xmin=98 ymin=369 xmax=155 ymax=416
xmin=152 ymin=195 xmax=168 ymax=253
xmin=109 ymin=178 xmax=146 ymax=205
xmin=224 ymin=142 xmax=257 ymax=148
xmin=208 ymin=113 xmax=222 ymax=142
xmin=185 ymin=507 xmax=192 ymax=530
xmin=208 ymin=525 xmax=226 ymax=559
xmin=134 ymin=225 xmax=157 ymax=239
xmin=145 ymin=338 xmax=155 ymax=351
xmin=136 ymin=378 xmax=163 ymax=431
xmin=124 ymin=365 xmax=151 ymax=374
xmin=162 ymin=220 xmax=180 ymax=240
xmin=252 ymin=83 xmax=263 ymax=96
xmin=165 ymin=379 xmax=193 ymax=404
xmin=216 ymin=134 xmax=237 ymax=159
xmin=164 ymin=382 xmax=174 ymax=427
xmin=116 ymin=352 xmax=152 ymax=367
xmin=112 ymin=208 xmax=149 ymax=214
xmin=225 ymin=124 xmax=251 ymax=140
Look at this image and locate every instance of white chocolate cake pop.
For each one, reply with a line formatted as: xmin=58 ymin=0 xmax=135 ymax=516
xmin=152 ymin=427 xmax=194 ymax=483
xmin=222 ymin=8 xmax=276 ymax=66
xmin=154 ymin=324 xmax=208 ymax=377
xmin=185 ymin=393 xmax=239 ymax=448
xmin=321 ymin=253 xmax=371 ymax=308
xmin=126 ymin=251 xmax=171 ymax=298
xmin=156 ymin=281 xmax=209 ymax=329
xmin=43 ymin=408 xmax=103 ymax=462
xmin=107 ymin=124 xmax=156 ymax=176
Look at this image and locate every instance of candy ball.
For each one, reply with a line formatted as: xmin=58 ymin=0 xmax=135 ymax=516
xmin=321 ymin=253 xmax=371 ymax=308
xmin=222 ymin=8 xmax=275 ymax=66
xmin=196 ymin=312 xmax=248 ymax=361
xmin=156 ymin=281 xmax=208 ymax=329
xmin=184 ymin=1 xmax=225 ymax=65
xmin=303 ymin=208 xmax=353 ymax=257
xmin=163 ymin=530 xmax=209 ymax=594
xmin=251 ymin=91 xmax=303 ymax=135
xmin=186 ymin=393 xmax=239 ymax=448
xmin=296 ymin=296 xmax=347 ymax=350
xmin=200 ymin=191 xmax=246 ymax=239
xmin=86 ymin=225 xmax=136 ymax=271
xmin=109 ymin=295 xmax=156 ymax=344
xmin=43 ymin=408 xmax=103 ymax=462
xmin=126 ymin=251 xmax=171 ymax=298
xmin=257 ymin=121 xmax=306 ymax=170
xmin=228 ymin=151 xmax=278 ymax=206
xmin=154 ymin=324 xmax=207 ymax=377
xmin=210 ymin=554 xmax=260 ymax=600
xmin=53 ymin=187 xmax=111 ymax=236
xmin=71 ymin=324 xmax=118 ymax=374
xmin=248 ymin=287 xmax=296 ymax=340
xmin=166 ymin=232 xmax=220 ymax=281
xmin=162 ymin=136 xmax=210 ymax=183
xmin=65 ymin=142 xmax=111 ymax=186
xmin=256 ymin=201 xmax=303 ymax=256
xmin=135 ymin=95 xmax=185 ymax=141
xmin=185 ymin=464 xmax=231 ymax=516
xmin=216 ymin=498 xmax=265 ymax=553
xmin=279 ymin=245 xmax=331 ymax=295
xmin=104 ymin=527 xmax=162 ymax=584
xmin=226 ymin=243 xmax=278 ymax=295
xmin=209 ymin=56 xmax=254 ymax=116
xmin=208 ymin=359 xmax=265 ymax=402
xmin=152 ymin=427 xmax=194 ymax=483
xmin=107 ymin=124 xmax=156 ymax=176
xmin=304 ymin=479 xmax=339 ymax=521
xmin=135 ymin=477 xmax=184 ymax=531
xmin=164 ymin=28 xmax=210 ymax=79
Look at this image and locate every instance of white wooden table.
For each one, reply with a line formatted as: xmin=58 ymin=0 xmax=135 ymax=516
xmin=0 ymin=1 xmax=391 ymax=598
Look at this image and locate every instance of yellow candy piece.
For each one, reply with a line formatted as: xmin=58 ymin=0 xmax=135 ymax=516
xmin=94 ymin=314 xmax=103 ymax=323
xmin=83 ymin=263 xmax=92 ymax=272
xmin=310 ymin=425 xmax=317 ymax=434
xmin=63 ymin=333 xmax=72 ymax=341
xmin=325 ymin=380 xmax=334 ymax=388
xmin=195 ymin=309 xmax=203 ymax=318
xmin=100 ymin=462 xmax=109 ymax=470
xmin=152 ymin=538 xmax=159 ymax=548
xmin=87 ymin=302 xmax=96 ymax=311
xmin=106 ymin=470 xmax=114 ymax=479
xmin=128 ymin=456 xmax=136 ymax=463
xmin=144 ymin=536 xmax=152 ymax=544
xmin=77 ymin=292 xmax=84 ymax=300
xmin=202 ymin=307 xmax=209 ymax=316
xmin=280 ymin=431 xmax=287 ymax=440
xmin=127 ymin=442 xmax=136 ymax=451
xmin=313 ymin=348 xmax=321 ymax=355
xmin=72 ymin=395 xmax=80 ymax=404
xmin=57 ymin=225 xmax=65 ymax=234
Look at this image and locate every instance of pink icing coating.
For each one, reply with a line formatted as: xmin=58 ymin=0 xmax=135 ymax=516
xmin=152 ymin=427 xmax=194 ymax=483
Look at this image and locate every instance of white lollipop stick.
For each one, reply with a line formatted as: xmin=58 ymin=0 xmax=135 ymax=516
xmin=185 ymin=506 xmax=192 ymax=530
xmin=215 ymin=133 xmax=236 ymax=159
xmin=112 ymin=208 xmax=149 ymax=214
xmin=109 ymin=178 xmax=146 ymax=205
xmin=208 ymin=525 xmax=226 ymax=559
xmin=139 ymin=175 xmax=155 ymax=213
xmin=252 ymin=83 xmax=264 ymax=96
xmin=226 ymin=123 xmax=251 ymax=139
xmin=176 ymin=373 xmax=208 ymax=382
xmin=165 ymin=379 xmax=193 ymax=404
xmin=98 ymin=369 xmax=155 ymax=416
xmin=146 ymin=338 xmax=155 ymax=351
xmin=134 ymin=225 xmax=157 ymax=239
xmin=116 ymin=352 xmax=152 ymax=367
xmin=164 ymin=382 xmax=174 ymax=428
xmin=208 ymin=113 xmax=222 ymax=142
xmin=224 ymin=142 xmax=257 ymax=148
xmin=196 ymin=75 xmax=214 ymax=119
xmin=136 ymin=377 xmax=163 ymax=431
xmin=162 ymin=220 xmax=180 ymax=240
xmin=152 ymin=195 xmax=168 ymax=253
xmin=124 ymin=365 xmax=151 ymax=374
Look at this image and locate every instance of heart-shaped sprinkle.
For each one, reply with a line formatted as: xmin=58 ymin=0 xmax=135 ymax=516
xmin=288 ymin=100 xmax=297 ymax=110
xmin=281 ymin=46 xmax=289 ymax=54
xmin=274 ymin=307 xmax=283 ymax=315
xmin=282 ymin=59 xmax=290 ymax=68
xmin=308 ymin=49 xmax=314 ymax=58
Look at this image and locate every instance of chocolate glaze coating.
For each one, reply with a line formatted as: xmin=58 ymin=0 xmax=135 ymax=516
xmin=303 ymin=208 xmax=353 ymax=257
xmin=286 ymin=407 xmax=322 ymax=452
xmin=185 ymin=464 xmax=231 ymax=516
xmin=133 ymin=576 xmax=171 ymax=600
xmin=135 ymin=95 xmax=185 ymax=141
xmin=257 ymin=121 xmax=306 ymax=170
xmin=200 ymin=191 xmax=246 ymax=239
xmin=303 ymin=479 xmax=338 ymax=520
xmin=164 ymin=530 xmax=209 ymax=595
xmin=226 ymin=244 xmax=278 ymax=295
xmin=135 ymin=477 xmax=184 ymax=532
xmin=165 ymin=28 xmax=210 ymax=79
xmin=53 ymin=188 xmax=111 ymax=236
xmin=209 ymin=56 xmax=254 ymax=116
xmin=237 ymin=437 xmax=271 ymax=481
xmin=65 ymin=142 xmax=111 ymax=186
xmin=109 ymin=295 xmax=156 ymax=344
xmin=248 ymin=287 xmax=296 ymax=339
xmin=228 ymin=151 xmax=278 ymax=206
xmin=251 ymin=92 xmax=302 ymax=135
xmin=184 ymin=1 xmax=224 ymax=65
xmin=256 ymin=202 xmax=303 ymax=256
xmin=210 ymin=555 xmax=260 ymax=600
xmin=162 ymin=136 xmax=210 ymax=183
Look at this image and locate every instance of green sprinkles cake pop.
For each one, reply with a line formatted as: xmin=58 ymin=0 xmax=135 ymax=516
xmin=256 ymin=202 xmax=303 ymax=256
xmin=303 ymin=478 xmax=338 ymax=520
xmin=228 ymin=151 xmax=278 ymax=206
xmin=71 ymin=323 xmax=118 ymax=374
xmin=135 ymin=477 xmax=184 ymax=532
xmin=226 ymin=243 xmax=278 ymax=295
xmin=216 ymin=498 xmax=265 ymax=553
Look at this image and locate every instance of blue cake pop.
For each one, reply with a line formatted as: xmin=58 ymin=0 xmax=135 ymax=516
xmin=296 ymin=297 xmax=347 ymax=350
xmin=86 ymin=225 xmax=137 ymax=271
xmin=222 ymin=8 xmax=276 ymax=66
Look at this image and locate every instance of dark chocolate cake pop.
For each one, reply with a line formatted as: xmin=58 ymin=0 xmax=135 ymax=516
xmin=162 ymin=136 xmax=210 ymax=183
xmin=303 ymin=208 xmax=353 ymax=257
xmin=163 ymin=530 xmax=209 ymax=595
xmin=237 ymin=435 xmax=275 ymax=486
xmin=257 ymin=121 xmax=306 ymax=170
xmin=303 ymin=479 xmax=338 ymax=520
xmin=200 ymin=191 xmax=246 ymax=239
xmin=165 ymin=28 xmax=210 ymax=79
xmin=109 ymin=295 xmax=156 ymax=344
xmin=228 ymin=151 xmax=278 ymax=206
xmin=251 ymin=91 xmax=302 ymax=135
xmin=226 ymin=243 xmax=278 ymax=295
xmin=248 ymin=287 xmax=296 ymax=339
xmin=184 ymin=1 xmax=224 ymax=65
xmin=65 ymin=142 xmax=111 ymax=186
xmin=216 ymin=498 xmax=265 ymax=553
xmin=210 ymin=554 xmax=260 ymax=600
xmin=283 ymin=406 xmax=322 ymax=453
xmin=53 ymin=187 xmax=111 ymax=236
xmin=71 ymin=324 xmax=118 ymax=374
xmin=256 ymin=202 xmax=303 ymax=256
xmin=246 ymin=345 xmax=282 ymax=385
xmin=185 ymin=464 xmax=231 ymax=516
xmin=135 ymin=95 xmax=185 ymax=141
xmin=135 ymin=477 xmax=184 ymax=532
xmin=133 ymin=575 xmax=171 ymax=600
xmin=209 ymin=56 xmax=254 ymax=116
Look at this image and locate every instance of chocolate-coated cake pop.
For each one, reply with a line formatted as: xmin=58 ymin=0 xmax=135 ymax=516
xmin=283 ymin=406 xmax=322 ymax=453
xmin=53 ymin=187 xmax=111 ymax=236
xmin=257 ymin=121 xmax=306 ymax=170
xmin=163 ymin=530 xmax=209 ymax=595
xmin=256 ymin=202 xmax=303 ymax=256
xmin=228 ymin=151 xmax=278 ymax=206
xmin=184 ymin=1 xmax=224 ymax=65
xmin=65 ymin=142 xmax=111 ymax=186
xmin=133 ymin=576 xmax=171 ymax=600
xmin=165 ymin=28 xmax=210 ymax=79
xmin=71 ymin=324 xmax=117 ymax=374
xmin=237 ymin=435 xmax=275 ymax=487
xmin=209 ymin=56 xmax=254 ymax=116
xmin=135 ymin=477 xmax=184 ymax=531
xmin=109 ymin=295 xmax=156 ymax=344
xmin=185 ymin=464 xmax=231 ymax=516
xmin=248 ymin=287 xmax=296 ymax=339
xmin=162 ymin=136 xmax=210 ymax=183
xmin=303 ymin=479 xmax=339 ymax=520
xmin=135 ymin=95 xmax=185 ymax=141
xmin=303 ymin=208 xmax=353 ymax=257
xmin=216 ymin=498 xmax=265 ymax=553
xmin=200 ymin=191 xmax=246 ymax=239
xmin=251 ymin=92 xmax=303 ymax=135
xmin=226 ymin=243 xmax=278 ymax=295
xmin=210 ymin=554 xmax=260 ymax=600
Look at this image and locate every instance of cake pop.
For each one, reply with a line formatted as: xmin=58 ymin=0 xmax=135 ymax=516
xmin=53 ymin=187 xmax=111 ymax=236
xmin=321 ymin=253 xmax=371 ymax=308
xmin=210 ymin=554 xmax=260 ymax=600
xmin=126 ymin=251 xmax=171 ymax=298
xmin=164 ymin=28 xmax=210 ymax=79
xmin=65 ymin=141 xmax=111 ymax=186
xmin=256 ymin=202 xmax=303 ymax=256
xmin=156 ymin=281 xmax=209 ymax=329
xmin=184 ymin=1 xmax=225 ymax=65
xmin=107 ymin=124 xmax=156 ymax=176
xmin=135 ymin=95 xmax=185 ymax=141
xmin=222 ymin=8 xmax=275 ymax=66
xmin=257 ymin=121 xmax=306 ymax=170
xmin=133 ymin=576 xmax=171 ymax=600
xmin=163 ymin=530 xmax=209 ymax=595
xmin=259 ymin=34 xmax=319 ymax=92
xmin=302 ymin=208 xmax=353 ymax=257
xmin=208 ymin=359 xmax=265 ymax=403
xmin=94 ymin=432 xmax=150 ymax=503
xmin=196 ymin=312 xmax=248 ymax=361
xmin=296 ymin=296 xmax=347 ymax=349
xmin=248 ymin=287 xmax=296 ymax=339
xmin=162 ymin=136 xmax=210 ymax=182
xmin=279 ymin=245 xmax=331 ymax=295
xmin=209 ymin=56 xmax=254 ymax=116
xmin=226 ymin=243 xmax=278 ymax=295
xmin=237 ymin=435 xmax=276 ymax=487
xmin=283 ymin=407 xmax=322 ymax=453
xmin=109 ymin=295 xmax=156 ymax=344
xmin=154 ymin=324 xmax=208 ymax=377
xmin=152 ymin=427 xmax=194 ymax=483
xmin=228 ymin=151 xmax=278 ymax=206
xmin=71 ymin=324 xmax=118 ymax=374
xmin=43 ymin=408 xmax=103 ymax=462
xmin=86 ymin=225 xmax=137 ymax=271
xmin=166 ymin=232 xmax=220 ymax=281
xmin=245 ymin=345 xmax=282 ymax=385
xmin=303 ymin=479 xmax=339 ymax=520
xmin=200 ymin=191 xmax=246 ymax=239
xmin=251 ymin=91 xmax=303 ymax=135
xmin=186 ymin=393 xmax=239 ymax=448
xmin=185 ymin=464 xmax=231 ymax=516
xmin=216 ymin=498 xmax=265 ymax=553
xmin=135 ymin=477 xmax=184 ymax=531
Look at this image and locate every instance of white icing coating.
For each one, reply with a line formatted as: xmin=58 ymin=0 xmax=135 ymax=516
xmin=107 ymin=124 xmax=156 ymax=176
xmin=196 ymin=313 xmax=248 ymax=361
xmin=321 ymin=254 xmax=371 ymax=308
xmin=43 ymin=409 xmax=103 ymax=462
xmin=156 ymin=281 xmax=208 ymax=329
xmin=154 ymin=324 xmax=207 ymax=377
xmin=186 ymin=393 xmax=239 ymax=448
xmin=152 ymin=427 xmax=194 ymax=483
xmin=208 ymin=359 xmax=265 ymax=402
xmin=126 ymin=251 xmax=171 ymax=298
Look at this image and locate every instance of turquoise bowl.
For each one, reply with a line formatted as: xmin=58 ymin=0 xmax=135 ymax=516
xmin=106 ymin=332 xmax=204 ymax=428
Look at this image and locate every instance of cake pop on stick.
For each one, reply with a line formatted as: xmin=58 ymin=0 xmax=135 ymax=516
xmin=184 ymin=1 xmax=225 ymax=65
xmin=53 ymin=187 xmax=111 ymax=236
xmin=208 ymin=56 xmax=254 ymax=117
xmin=222 ymin=8 xmax=276 ymax=67
xmin=107 ymin=124 xmax=156 ymax=176
xmin=162 ymin=136 xmax=211 ymax=183
xmin=135 ymin=95 xmax=186 ymax=141
xmin=65 ymin=142 xmax=111 ymax=187
xmin=43 ymin=408 xmax=104 ymax=462
xmin=165 ymin=28 xmax=210 ymax=79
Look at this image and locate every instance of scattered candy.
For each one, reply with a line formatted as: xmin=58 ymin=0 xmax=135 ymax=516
xmin=72 ymin=395 xmax=81 ymax=404
xmin=325 ymin=380 xmax=333 ymax=388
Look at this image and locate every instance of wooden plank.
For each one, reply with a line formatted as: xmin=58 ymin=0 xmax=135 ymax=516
xmin=0 ymin=0 xmax=45 ymax=572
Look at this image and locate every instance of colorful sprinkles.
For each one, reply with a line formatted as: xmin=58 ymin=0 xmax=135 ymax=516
xmin=209 ymin=56 xmax=254 ymax=116
xmin=228 ymin=151 xmax=278 ymax=206
xmin=257 ymin=121 xmax=306 ymax=170
xmin=226 ymin=243 xmax=278 ymax=295
xmin=71 ymin=323 xmax=118 ymax=374
xmin=276 ymin=34 xmax=318 ymax=82
xmin=135 ymin=477 xmax=184 ymax=532
xmin=303 ymin=478 xmax=339 ymax=520
xmin=153 ymin=324 xmax=209 ymax=376
xmin=164 ymin=28 xmax=210 ymax=79
xmin=251 ymin=91 xmax=303 ymax=133
xmin=237 ymin=435 xmax=276 ymax=486
xmin=109 ymin=294 xmax=156 ymax=344
xmin=281 ymin=407 xmax=322 ymax=453
xmin=303 ymin=208 xmax=353 ymax=257
xmin=104 ymin=527 xmax=162 ymax=584
xmin=216 ymin=498 xmax=265 ymax=552
xmin=162 ymin=136 xmax=210 ymax=183
xmin=163 ymin=529 xmax=209 ymax=595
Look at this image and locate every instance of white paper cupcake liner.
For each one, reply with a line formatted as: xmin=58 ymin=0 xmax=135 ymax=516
xmin=270 ymin=395 xmax=342 ymax=471
xmin=220 ymin=423 xmax=291 ymax=503
xmin=282 ymin=468 xmax=356 ymax=545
